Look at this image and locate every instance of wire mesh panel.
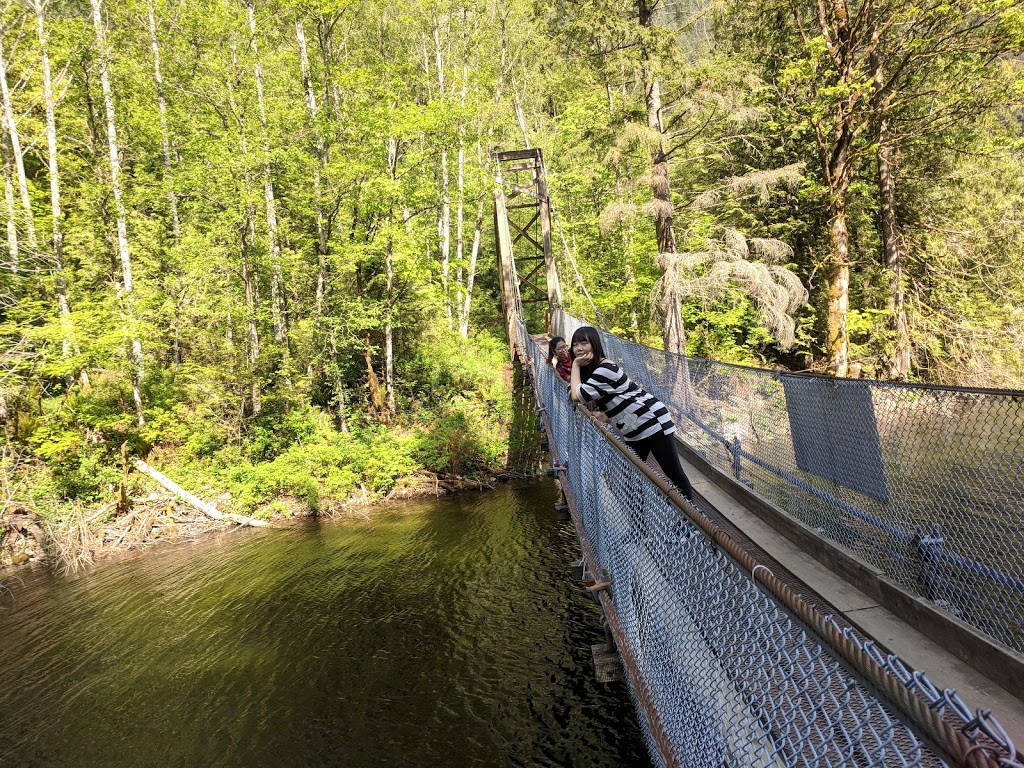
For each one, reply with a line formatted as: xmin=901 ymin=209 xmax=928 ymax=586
xmin=782 ymin=375 xmax=889 ymax=502
xmin=520 ymin=322 xmax=1024 ymax=768
xmin=552 ymin=312 xmax=1024 ymax=655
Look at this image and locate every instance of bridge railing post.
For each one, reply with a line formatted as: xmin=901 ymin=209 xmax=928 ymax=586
xmin=729 ymin=437 xmax=743 ymax=483
xmin=914 ymin=523 xmax=946 ymax=602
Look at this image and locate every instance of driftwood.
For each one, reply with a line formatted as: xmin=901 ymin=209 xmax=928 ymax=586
xmin=131 ymin=459 xmax=268 ymax=527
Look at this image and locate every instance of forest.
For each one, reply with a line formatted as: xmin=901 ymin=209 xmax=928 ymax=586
xmin=1 ymin=0 xmax=1022 ymax=558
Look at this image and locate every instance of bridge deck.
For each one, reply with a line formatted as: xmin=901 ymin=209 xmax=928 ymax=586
xmin=536 ymin=328 xmax=1024 ymax=755
xmin=678 ymin=443 xmax=1024 ymax=745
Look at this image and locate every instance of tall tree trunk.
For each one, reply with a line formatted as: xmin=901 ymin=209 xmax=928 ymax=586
xmin=455 ymin=135 xmax=465 ymax=321
xmin=314 ymin=12 xmax=342 ymax=119
xmin=1 ymin=122 xmax=16 ymax=272
xmin=353 ymin=223 xmax=386 ymax=422
xmin=818 ymin=90 xmax=855 ymax=379
xmin=458 ymin=143 xmax=486 ymax=338
xmin=826 ymin=180 xmax=852 ymax=377
xmin=879 ymin=137 xmax=909 ymax=379
xmin=296 ymin=19 xmax=329 ymax=339
xmin=873 ymin=59 xmax=910 ymax=379
xmin=384 ymin=235 xmax=395 ymax=414
xmin=147 ymin=1 xmax=180 ymax=241
xmin=0 ymin=27 xmax=37 ymax=264
xmin=433 ymin=18 xmax=452 ymax=328
xmin=248 ymin=1 xmax=288 ymax=352
xmin=328 ymin=329 xmax=348 ymax=433
xmin=364 ymin=334 xmax=387 ymax=420
xmin=241 ymin=206 xmax=261 ymax=416
xmin=808 ymin=0 xmax=871 ymax=378
xmin=384 ymin=136 xmax=400 ymax=416
xmin=639 ymin=1 xmax=684 ymax=355
xmin=35 ymin=0 xmax=85 ymax=389
xmin=439 ymin=151 xmax=452 ymax=327
xmin=227 ymin=40 xmax=261 ymax=415
xmin=91 ymin=0 xmax=144 ymax=425
xmin=459 ymin=195 xmax=485 ymax=338
xmin=454 ymin=11 xmax=469 ymax=316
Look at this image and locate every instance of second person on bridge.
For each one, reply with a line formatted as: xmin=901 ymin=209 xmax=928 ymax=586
xmin=568 ymin=326 xmax=695 ymax=502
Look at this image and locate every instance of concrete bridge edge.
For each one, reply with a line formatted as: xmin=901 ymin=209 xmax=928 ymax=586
xmin=675 ymin=434 xmax=1024 ymax=704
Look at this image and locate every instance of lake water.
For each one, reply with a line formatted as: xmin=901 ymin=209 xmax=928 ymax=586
xmin=0 ymin=480 xmax=650 ymax=767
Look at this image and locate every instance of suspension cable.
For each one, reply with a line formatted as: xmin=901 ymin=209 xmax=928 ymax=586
xmin=547 ymin=201 xmax=605 ymax=329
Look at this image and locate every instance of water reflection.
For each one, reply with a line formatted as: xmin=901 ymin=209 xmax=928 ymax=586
xmin=0 ymin=481 xmax=649 ymax=768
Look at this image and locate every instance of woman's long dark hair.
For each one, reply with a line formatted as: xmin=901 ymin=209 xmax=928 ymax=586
xmin=547 ymin=336 xmax=565 ymax=365
xmin=570 ymin=326 xmax=605 ymax=381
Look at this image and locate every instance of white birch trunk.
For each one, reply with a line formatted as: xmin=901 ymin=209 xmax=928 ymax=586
xmin=458 ymin=195 xmax=485 ymax=339
xmin=0 ymin=29 xmax=37 ymax=261
xmin=1 ymin=125 xmax=16 ymax=271
xmin=433 ymin=19 xmax=452 ymax=327
xmin=248 ymin=2 xmax=287 ymax=348
xmin=455 ymin=39 xmax=468 ymax=321
xmin=91 ymin=0 xmax=144 ymax=425
xmin=385 ymin=137 xmax=400 ymax=414
xmin=455 ymin=147 xmax=465 ymax=313
xmin=296 ymin=19 xmax=328 ymax=335
xmin=384 ymin=235 xmax=395 ymax=414
xmin=147 ymin=2 xmax=180 ymax=241
xmin=35 ymin=0 xmax=85 ymax=388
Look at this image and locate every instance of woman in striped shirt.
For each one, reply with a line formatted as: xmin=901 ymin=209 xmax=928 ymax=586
xmin=569 ymin=326 xmax=694 ymax=500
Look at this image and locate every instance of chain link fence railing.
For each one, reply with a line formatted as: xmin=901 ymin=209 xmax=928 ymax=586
xmin=520 ymin=318 xmax=1020 ymax=768
xmin=553 ymin=311 xmax=1024 ymax=656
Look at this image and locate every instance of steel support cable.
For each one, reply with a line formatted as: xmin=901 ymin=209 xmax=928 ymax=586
xmin=587 ymin=407 xmax=1010 ymax=768
xmin=620 ymin=424 xmax=1015 ymax=766
xmin=523 ymin=325 xmax=817 ymax=766
xmin=556 ymin=307 xmax=1024 ymax=655
xmin=519 ymin=337 xmax=680 ymax=768
xmin=518 ymin=325 xmax=1021 ymax=768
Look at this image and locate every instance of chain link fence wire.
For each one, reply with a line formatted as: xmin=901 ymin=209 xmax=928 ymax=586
xmin=552 ymin=310 xmax=1024 ymax=656
xmin=519 ymin=317 xmax=1021 ymax=768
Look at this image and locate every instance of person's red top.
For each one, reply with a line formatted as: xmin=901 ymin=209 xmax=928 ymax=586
xmin=554 ymin=358 xmax=572 ymax=382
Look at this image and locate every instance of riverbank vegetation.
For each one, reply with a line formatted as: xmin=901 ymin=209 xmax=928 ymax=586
xmin=2 ymin=0 xmax=1022 ymax=568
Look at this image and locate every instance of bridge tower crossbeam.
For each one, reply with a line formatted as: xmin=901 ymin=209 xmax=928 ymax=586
xmin=493 ymin=148 xmax=562 ymax=343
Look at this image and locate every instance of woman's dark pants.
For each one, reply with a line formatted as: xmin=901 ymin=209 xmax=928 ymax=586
xmin=629 ymin=431 xmax=694 ymax=501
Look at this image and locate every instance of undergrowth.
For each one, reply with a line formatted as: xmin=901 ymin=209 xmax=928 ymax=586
xmin=4 ymin=328 xmax=517 ymax=525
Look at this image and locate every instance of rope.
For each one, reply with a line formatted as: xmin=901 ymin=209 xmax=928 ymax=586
xmin=548 ymin=202 xmax=605 ymax=328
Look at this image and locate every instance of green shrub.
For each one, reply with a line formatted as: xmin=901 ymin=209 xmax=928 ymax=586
xmin=217 ymin=425 xmax=421 ymax=514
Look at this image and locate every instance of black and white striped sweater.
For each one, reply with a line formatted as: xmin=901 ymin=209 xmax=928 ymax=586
xmin=576 ymin=360 xmax=675 ymax=442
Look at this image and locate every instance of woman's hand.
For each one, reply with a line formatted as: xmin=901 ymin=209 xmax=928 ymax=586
xmin=572 ymin=350 xmax=593 ymax=367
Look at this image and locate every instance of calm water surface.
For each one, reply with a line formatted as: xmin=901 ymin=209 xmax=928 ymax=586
xmin=0 ymin=480 xmax=650 ymax=767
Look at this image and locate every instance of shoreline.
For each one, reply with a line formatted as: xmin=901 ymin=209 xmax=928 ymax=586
xmin=1 ymin=469 xmax=538 ymax=577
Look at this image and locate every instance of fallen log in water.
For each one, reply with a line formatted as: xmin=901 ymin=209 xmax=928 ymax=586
xmin=130 ymin=459 xmax=268 ymax=527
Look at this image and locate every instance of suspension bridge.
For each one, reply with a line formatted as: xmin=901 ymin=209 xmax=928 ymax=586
xmin=492 ymin=148 xmax=1024 ymax=767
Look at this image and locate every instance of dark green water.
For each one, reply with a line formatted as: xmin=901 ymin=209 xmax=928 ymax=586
xmin=0 ymin=481 xmax=650 ymax=768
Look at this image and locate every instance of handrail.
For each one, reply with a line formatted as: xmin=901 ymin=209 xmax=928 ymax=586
xmin=515 ymin=323 xmax=1021 ymax=768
